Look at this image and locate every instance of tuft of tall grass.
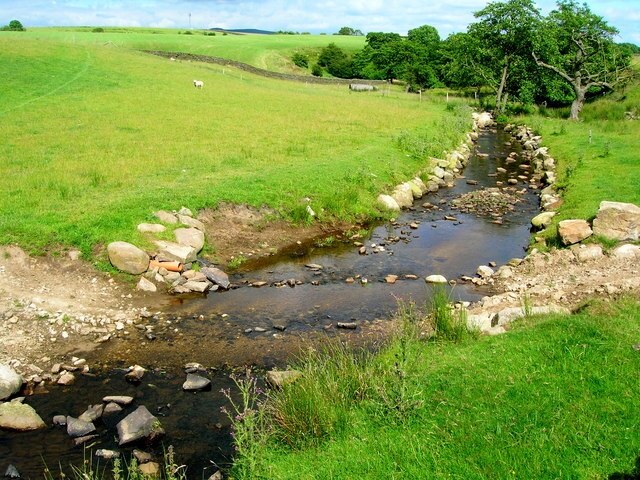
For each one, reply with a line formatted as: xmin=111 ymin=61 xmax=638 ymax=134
xmin=428 ymin=285 xmax=470 ymax=342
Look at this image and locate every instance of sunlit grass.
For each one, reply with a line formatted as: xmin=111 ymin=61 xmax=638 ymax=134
xmin=0 ymin=33 xmax=470 ymax=258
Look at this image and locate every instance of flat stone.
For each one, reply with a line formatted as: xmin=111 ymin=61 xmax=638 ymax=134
xmin=174 ymin=228 xmax=205 ymax=252
xmin=201 ymin=267 xmax=230 ymax=289
xmin=183 ymin=374 xmax=211 ymax=391
xmin=558 ymin=219 xmax=593 ymax=245
xmin=107 ymin=242 xmax=150 ymax=275
xmin=265 ymin=370 xmax=302 ymax=388
xmin=137 ymin=277 xmax=157 ymax=293
xmin=66 ymin=416 xmax=96 ymax=438
xmin=137 ymin=223 xmax=166 ymax=234
xmin=154 ymin=241 xmax=197 ymax=264
xmin=476 ymin=265 xmax=495 ymax=278
xmin=103 ymin=402 xmax=123 ymax=416
xmin=95 ymin=449 xmax=120 ymax=460
xmin=139 ymin=462 xmax=160 ymax=477
xmin=57 ymin=372 xmax=75 ymax=385
xmin=0 ymin=364 xmax=23 ymax=401
xmin=337 ymin=322 xmax=358 ymax=329
xmin=592 ymin=201 xmax=640 ymax=241
xmin=425 ymin=275 xmax=447 ymax=284
xmin=181 ymin=280 xmax=211 ymax=293
xmin=571 ymin=244 xmax=604 ymax=262
xmin=74 ymin=434 xmax=99 ymax=446
xmin=154 ymin=210 xmax=178 ymax=224
xmin=79 ymin=404 xmax=104 ymax=423
xmin=611 ymin=244 xmax=640 ymax=259
xmin=103 ymin=395 xmax=134 ymax=405
xmin=385 ymin=274 xmax=398 ymax=284
xmin=116 ymin=406 xmax=163 ymax=446
xmin=177 ymin=214 xmax=205 ymax=231
xmin=0 ymin=402 xmax=45 ymax=431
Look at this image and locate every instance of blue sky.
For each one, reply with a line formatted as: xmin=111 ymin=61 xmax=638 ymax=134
xmin=1 ymin=0 xmax=638 ymax=43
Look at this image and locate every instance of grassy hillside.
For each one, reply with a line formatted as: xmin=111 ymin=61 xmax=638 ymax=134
xmin=518 ymin=66 xmax=640 ymax=245
xmin=230 ymin=297 xmax=640 ymax=479
xmin=14 ymin=27 xmax=366 ymax=74
xmin=0 ymin=32 xmax=468 ymax=259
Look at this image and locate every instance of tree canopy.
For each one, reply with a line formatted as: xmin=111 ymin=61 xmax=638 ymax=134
xmin=1 ymin=19 xmax=25 ymax=31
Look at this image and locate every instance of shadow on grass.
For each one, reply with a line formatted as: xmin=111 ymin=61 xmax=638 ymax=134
xmin=609 ymin=456 xmax=640 ymax=479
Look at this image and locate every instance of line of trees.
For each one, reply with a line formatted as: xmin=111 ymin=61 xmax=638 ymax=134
xmin=308 ymin=1 xmax=634 ymax=120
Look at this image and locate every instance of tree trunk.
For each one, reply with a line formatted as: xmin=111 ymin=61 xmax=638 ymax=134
xmin=570 ymin=84 xmax=586 ymax=120
xmin=495 ymin=63 xmax=509 ymax=112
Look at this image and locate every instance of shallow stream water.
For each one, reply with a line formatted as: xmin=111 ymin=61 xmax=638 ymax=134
xmin=1 ymin=126 xmax=541 ymax=479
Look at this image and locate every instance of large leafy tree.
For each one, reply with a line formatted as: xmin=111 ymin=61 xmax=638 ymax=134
xmin=532 ymin=0 xmax=631 ymax=120
xmin=467 ymin=0 xmax=542 ymax=111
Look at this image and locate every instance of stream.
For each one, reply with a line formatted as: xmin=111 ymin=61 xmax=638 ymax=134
xmin=1 ymin=126 xmax=541 ymax=479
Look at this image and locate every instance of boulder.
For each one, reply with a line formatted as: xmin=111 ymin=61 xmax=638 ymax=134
xmin=433 ymin=166 xmax=446 ymax=179
xmin=201 ymin=267 xmax=230 ymax=289
xmin=466 ymin=312 xmax=495 ymax=331
xmin=266 ymin=370 xmax=302 ymax=388
xmin=107 ymin=242 xmax=150 ymax=275
xmin=592 ymin=201 xmax=640 ymax=241
xmin=0 ymin=402 xmax=45 ymax=431
xmin=154 ymin=210 xmax=178 ymax=224
xmin=412 ymin=177 xmax=428 ymax=194
xmin=0 ymin=364 xmax=23 ymax=400
xmin=174 ymin=228 xmax=205 ymax=252
xmin=178 ymin=207 xmax=193 ymax=217
xmin=495 ymin=305 xmax=570 ymax=327
xmin=137 ymin=277 xmax=157 ymax=293
xmin=425 ymin=275 xmax=447 ymax=284
xmin=137 ymin=223 xmax=166 ymax=234
xmin=472 ymin=112 xmax=493 ymax=129
xmin=116 ymin=406 xmax=163 ymax=446
xmin=531 ymin=211 xmax=556 ymax=228
xmin=154 ymin=241 xmax=197 ymax=264
xmin=66 ymin=416 xmax=95 ymax=438
xmin=391 ymin=184 xmax=414 ymax=209
xmin=182 ymin=374 xmax=211 ymax=391
xmin=181 ymin=281 xmax=211 ymax=293
xmin=558 ymin=219 xmax=593 ymax=245
xmin=377 ymin=194 xmax=400 ymax=211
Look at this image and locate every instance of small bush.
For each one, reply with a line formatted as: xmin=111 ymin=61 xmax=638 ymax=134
xmin=91 ymin=27 xmax=104 ymax=33
xmin=291 ymin=52 xmax=309 ymax=69
xmin=311 ymin=64 xmax=323 ymax=77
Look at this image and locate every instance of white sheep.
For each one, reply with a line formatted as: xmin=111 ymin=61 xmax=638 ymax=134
xmin=193 ymin=79 xmax=204 ymax=88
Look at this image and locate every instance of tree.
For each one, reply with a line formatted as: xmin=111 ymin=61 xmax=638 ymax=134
xmin=532 ymin=0 xmax=631 ymax=120
xmin=317 ymin=43 xmax=353 ymax=78
xmin=337 ymin=26 xmax=363 ymax=36
xmin=2 ymin=19 xmax=25 ymax=31
xmin=365 ymin=32 xmax=402 ymax=51
xmin=467 ymin=0 xmax=542 ymax=111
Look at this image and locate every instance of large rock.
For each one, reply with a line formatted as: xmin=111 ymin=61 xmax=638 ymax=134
xmin=391 ymin=184 xmax=414 ymax=209
xmin=174 ymin=228 xmax=205 ymax=252
xmin=592 ymin=201 xmax=640 ymax=241
xmin=476 ymin=265 xmax=494 ymax=278
xmin=0 ymin=402 xmax=45 ymax=431
xmin=137 ymin=276 xmax=157 ymax=293
xmin=201 ymin=267 xmax=230 ymax=289
xmin=0 ymin=364 xmax=23 ymax=400
xmin=107 ymin=242 xmax=150 ymax=275
xmin=116 ymin=406 xmax=163 ymax=446
xmin=531 ymin=211 xmax=556 ymax=228
xmin=571 ymin=244 xmax=603 ymax=262
xmin=154 ymin=210 xmax=178 ymax=224
xmin=377 ymin=194 xmax=400 ymax=211
xmin=558 ymin=219 xmax=593 ymax=245
xmin=494 ymin=305 xmax=570 ymax=327
xmin=177 ymin=214 xmax=206 ymax=231
xmin=154 ymin=241 xmax=197 ymax=264
xmin=611 ymin=244 xmax=640 ymax=259
xmin=472 ymin=112 xmax=493 ymax=129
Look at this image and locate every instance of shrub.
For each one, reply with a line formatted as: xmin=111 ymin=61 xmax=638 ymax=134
xmin=311 ymin=64 xmax=323 ymax=77
xmin=91 ymin=27 xmax=104 ymax=33
xmin=291 ymin=52 xmax=309 ymax=69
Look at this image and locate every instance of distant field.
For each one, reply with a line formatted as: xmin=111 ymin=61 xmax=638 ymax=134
xmin=0 ymin=31 xmax=469 ymax=259
xmin=15 ymin=27 xmax=367 ymax=74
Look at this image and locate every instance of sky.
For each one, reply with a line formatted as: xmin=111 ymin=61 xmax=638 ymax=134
xmin=1 ymin=0 xmax=638 ymax=44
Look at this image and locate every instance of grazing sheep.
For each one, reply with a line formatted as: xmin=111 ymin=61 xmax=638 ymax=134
xmin=193 ymin=80 xmax=204 ymax=88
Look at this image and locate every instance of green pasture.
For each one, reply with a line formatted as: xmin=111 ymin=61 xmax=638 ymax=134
xmin=240 ymin=296 xmax=640 ymax=479
xmin=0 ymin=32 xmax=467 ymax=259
xmin=12 ymin=27 xmax=366 ymax=73
xmin=518 ymin=74 xmax=640 ymax=246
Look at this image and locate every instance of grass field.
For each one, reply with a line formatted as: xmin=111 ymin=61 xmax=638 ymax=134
xmin=233 ymin=296 xmax=640 ymax=479
xmin=517 ymin=68 xmax=640 ymax=246
xmin=11 ymin=27 xmax=367 ymax=73
xmin=0 ymin=31 xmax=468 ymax=260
